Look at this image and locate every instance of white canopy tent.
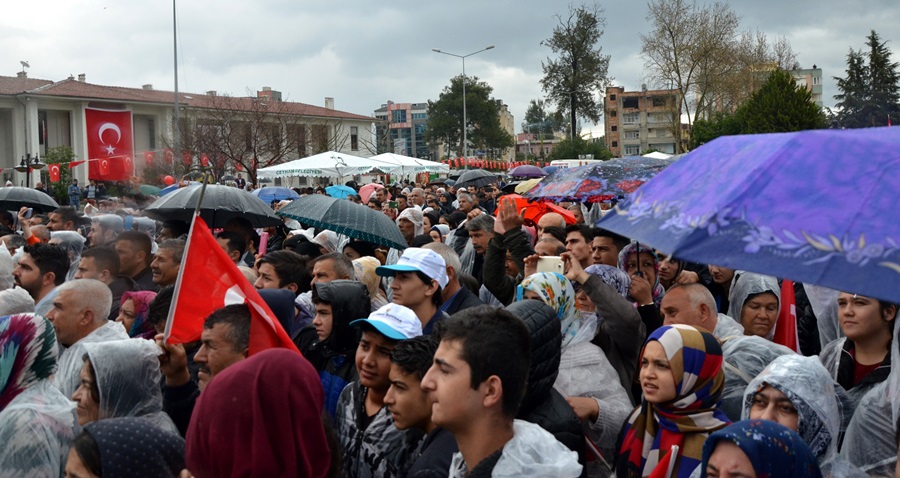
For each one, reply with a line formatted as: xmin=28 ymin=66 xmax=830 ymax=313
xmin=257 ymin=151 xmax=399 ymax=179
xmin=368 ymin=153 xmax=449 ymax=176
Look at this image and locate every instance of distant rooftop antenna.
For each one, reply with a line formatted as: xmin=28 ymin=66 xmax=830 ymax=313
xmin=19 ymin=60 xmax=29 ymax=73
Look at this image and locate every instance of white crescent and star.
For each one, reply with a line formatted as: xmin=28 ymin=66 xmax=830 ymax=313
xmin=98 ymin=122 xmax=121 ymax=154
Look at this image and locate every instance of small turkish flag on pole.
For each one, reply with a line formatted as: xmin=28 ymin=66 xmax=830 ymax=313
xmin=49 ymin=164 xmax=61 ymax=183
xmin=164 ymin=149 xmax=174 ymax=164
xmin=144 ymin=151 xmax=155 ymax=166
xmin=773 ymin=279 xmax=799 ymax=352
xmin=164 ymin=214 xmax=299 ymax=355
xmin=235 ymin=162 xmax=243 ymax=171
xmin=98 ymin=158 xmax=110 ymax=176
xmin=182 ymin=152 xmax=193 ymax=166
xmin=200 ymin=154 xmax=210 ymax=167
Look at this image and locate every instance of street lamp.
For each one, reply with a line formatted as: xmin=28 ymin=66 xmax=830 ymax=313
xmin=14 ymin=153 xmax=45 ymax=187
xmin=432 ymin=45 xmax=495 ymax=168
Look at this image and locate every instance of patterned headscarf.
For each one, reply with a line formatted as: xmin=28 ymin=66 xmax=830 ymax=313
xmin=618 ymin=242 xmax=665 ymax=306
xmin=0 ymin=314 xmax=58 ymax=411
xmin=584 ymin=264 xmax=631 ymax=297
xmin=84 ymin=417 xmax=185 ymax=478
xmin=120 ymin=291 xmax=157 ymax=340
xmin=617 ymin=325 xmax=731 ymax=478
xmin=701 ymin=420 xmax=822 ymax=478
xmin=517 ymin=272 xmax=581 ymax=350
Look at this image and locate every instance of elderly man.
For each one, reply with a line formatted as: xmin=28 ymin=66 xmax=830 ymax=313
xmin=88 ymin=214 xmax=124 ymax=247
xmin=465 ymin=214 xmax=494 ymax=285
xmin=659 ymin=283 xmax=744 ymax=339
xmin=151 ymin=239 xmax=184 ymax=287
xmin=423 ymin=243 xmax=483 ymax=315
xmin=408 ymin=187 xmax=426 ymax=209
xmin=536 ymin=212 xmax=566 ymax=239
xmin=13 ymin=243 xmax=69 ymax=316
xmin=46 ymin=279 xmax=129 ymax=398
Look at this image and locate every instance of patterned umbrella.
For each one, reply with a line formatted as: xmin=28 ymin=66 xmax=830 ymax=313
xmin=144 ymin=184 xmax=282 ymax=227
xmin=525 ymin=156 xmax=675 ymax=203
xmin=277 ymin=194 xmax=408 ymax=250
xmin=0 ymin=187 xmax=59 ymax=213
xmin=597 ymin=127 xmax=900 ymax=303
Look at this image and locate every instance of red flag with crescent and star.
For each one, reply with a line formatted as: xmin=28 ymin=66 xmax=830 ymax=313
xmin=49 ymin=163 xmax=61 ymax=183
xmin=85 ymin=108 xmax=134 ymax=181
xmin=144 ymin=151 xmax=155 ymax=166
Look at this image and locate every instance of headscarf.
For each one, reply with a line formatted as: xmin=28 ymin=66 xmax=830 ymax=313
xmin=397 ymin=207 xmax=424 ymax=236
xmin=353 ymin=257 xmax=388 ymax=310
xmin=343 ymin=239 xmax=376 ymax=259
xmin=84 ymin=417 xmax=185 ymax=478
xmin=430 ymin=224 xmax=450 ymax=243
xmin=617 ymin=242 xmax=665 ymax=306
xmin=0 ymin=314 xmax=58 ymax=411
xmin=701 ymin=419 xmax=822 ymax=478
xmin=741 ymin=354 xmax=841 ymax=462
xmin=119 ymin=290 xmax=157 ymax=340
xmin=617 ymin=325 xmax=730 ymax=478
xmin=411 ymin=234 xmax=434 ymax=248
xmin=312 ymin=230 xmax=340 ymax=254
xmin=186 ymin=349 xmax=331 ymax=478
xmin=517 ymin=272 xmax=584 ymax=350
xmin=584 ymin=264 xmax=631 ymax=298
xmin=727 ymin=271 xmax=781 ymax=340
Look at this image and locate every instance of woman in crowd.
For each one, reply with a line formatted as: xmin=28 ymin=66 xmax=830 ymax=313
xmin=74 ymin=339 xmax=179 ymax=433
xmin=66 ymin=417 xmax=185 ymax=478
xmin=115 ymin=290 xmax=158 ymax=340
xmin=701 ymin=420 xmax=822 ymax=478
xmin=708 ymin=264 xmax=736 ymax=313
xmin=429 ymin=224 xmax=450 ymax=243
xmin=615 ymin=324 xmax=730 ymax=478
xmin=0 ymin=313 xmax=78 ymax=476
xmin=353 ymin=256 xmax=389 ymax=311
xmin=186 ymin=349 xmax=334 ymax=478
xmin=819 ymin=292 xmax=895 ymax=409
xmin=617 ymin=242 xmax=664 ymax=333
xmin=313 ymin=230 xmax=341 ymax=255
xmin=656 ymin=254 xmax=684 ymax=291
xmin=727 ymin=271 xmax=781 ymax=340
xmin=343 ymin=239 xmax=376 ymax=261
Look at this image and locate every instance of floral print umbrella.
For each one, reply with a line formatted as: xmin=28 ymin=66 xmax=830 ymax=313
xmin=524 ymin=156 xmax=674 ymax=203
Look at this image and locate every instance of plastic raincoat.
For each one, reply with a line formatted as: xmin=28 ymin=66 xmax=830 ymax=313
xmin=0 ymin=314 xmax=78 ymax=477
xmin=54 ymin=320 xmax=129 ymax=399
xmin=719 ymin=335 xmax=794 ymax=422
xmin=49 ymin=230 xmax=85 ymax=282
xmin=82 ymin=339 xmax=178 ymax=433
xmin=726 ymin=271 xmax=781 ymax=340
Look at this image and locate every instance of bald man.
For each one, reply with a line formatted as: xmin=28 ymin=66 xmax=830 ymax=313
xmin=536 ymin=213 xmax=566 ymax=239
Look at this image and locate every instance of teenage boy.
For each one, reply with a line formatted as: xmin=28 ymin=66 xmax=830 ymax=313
xmin=421 ymin=305 xmax=582 ymax=477
xmin=376 ymin=247 xmax=449 ymax=334
xmin=385 ymin=335 xmax=458 ymax=477
xmin=335 ymin=303 xmax=425 ymax=478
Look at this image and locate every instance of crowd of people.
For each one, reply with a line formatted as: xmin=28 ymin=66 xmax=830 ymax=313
xmin=0 ymin=176 xmax=897 ymax=477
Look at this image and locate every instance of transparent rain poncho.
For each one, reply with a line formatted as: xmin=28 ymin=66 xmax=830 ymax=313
xmin=54 ymin=320 xmax=129 ymax=399
xmin=727 ymin=271 xmax=781 ymax=340
xmin=741 ymin=355 xmax=865 ymax=477
xmin=719 ymin=334 xmax=794 ymax=422
xmin=82 ymin=339 xmax=178 ymax=434
xmin=49 ymin=230 xmax=86 ymax=282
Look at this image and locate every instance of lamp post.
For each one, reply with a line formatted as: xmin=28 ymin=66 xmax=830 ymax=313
xmin=432 ymin=45 xmax=495 ymax=169
xmin=14 ymin=153 xmax=45 ymax=188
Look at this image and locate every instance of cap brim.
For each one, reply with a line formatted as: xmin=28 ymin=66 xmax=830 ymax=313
xmin=375 ymin=264 xmax=420 ymax=278
xmin=349 ymin=318 xmax=407 ymax=340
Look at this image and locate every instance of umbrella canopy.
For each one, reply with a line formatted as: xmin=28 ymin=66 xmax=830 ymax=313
xmin=455 ymin=169 xmax=496 ymax=189
xmin=144 ymin=184 xmax=282 ymax=228
xmin=508 ymin=165 xmax=546 ymax=178
xmin=514 ymin=178 xmax=543 ymax=194
xmin=597 ymin=127 xmax=900 ymax=303
xmin=251 ymin=186 xmax=301 ymax=203
xmin=221 ymin=174 xmax=236 ymax=181
xmin=159 ymin=181 xmax=201 ymax=197
xmin=0 ymin=187 xmax=59 ymax=213
xmin=257 ymin=151 xmax=397 ymax=179
xmin=495 ymin=194 xmax=576 ymax=226
xmin=325 ymin=185 xmax=356 ymax=199
xmin=525 ymin=156 xmax=675 ymax=203
xmin=359 ymin=183 xmax=384 ymax=203
xmin=277 ymin=194 xmax=408 ymax=250
xmin=138 ymin=184 xmax=162 ymax=196
xmin=542 ymin=165 xmax=560 ymax=175
xmin=369 ymin=153 xmax=450 ymax=175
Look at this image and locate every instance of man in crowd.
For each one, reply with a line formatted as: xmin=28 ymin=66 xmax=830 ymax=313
xmin=423 ymin=243 xmax=483 ymax=315
xmin=151 ymin=239 xmax=184 ymax=288
xmin=465 ymin=214 xmax=494 ymax=285
xmin=254 ymin=250 xmax=312 ymax=295
xmin=47 ymin=279 xmax=128 ymax=398
xmin=421 ymin=306 xmax=581 ymax=476
xmin=88 ymin=214 xmax=124 ymax=247
xmin=214 ymin=231 xmax=247 ymax=265
xmin=336 ymin=303 xmax=424 ymax=478
xmin=377 ymin=248 xmax=449 ymax=335
xmin=75 ymin=246 xmax=135 ymax=321
xmin=68 ymin=178 xmax=81 ymax=206
xmin=535 ymin=212 xmax=566 ymax=239
xmin=591 ymin=229 xmax=628 ymax=267
xmin=223 ymin=217 xmax=257 ymax=266
xmin=311 ymin=252 xmax=355 ymax=285
xmin=116 ymin=230 xmax=156 ymax=291
xmin=535 ymin=236 xmax=566 ymax=257
xmin=564 ymin=224 xmax=593 ymax=269
xmin=48 ymin=206 xmax=80 ymax=232
xmin=12 ymin=243 xmax=69 ymax=316
xmin=408 ymin=187 xmax=426 ymax=209
xmin=385 ymin=335 xmax=458 ymax=476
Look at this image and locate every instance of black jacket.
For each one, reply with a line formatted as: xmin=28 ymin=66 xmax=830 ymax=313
xmin=442 ymin=285 xmax=484 ymax=316
xmin=483 ymin=227 xmax=535 ymax=305
xmin=506 ymin=300 xmax=586 ymax=473
xmin=132 ymin=266 xmax=157 ymax=292
xmin=407 ymin=427 xmax=458 ymax=478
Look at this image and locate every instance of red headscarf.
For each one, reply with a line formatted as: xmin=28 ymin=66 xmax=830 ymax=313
xmin=186 ymin=349 xmax=331 ymax=477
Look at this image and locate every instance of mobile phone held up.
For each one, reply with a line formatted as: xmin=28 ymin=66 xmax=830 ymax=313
xmin=536 ymin=256 xmax=565 ymax=274
xmin=24 ymin=208 xmax=33 ymax=219
xmin=388 ymin=201 xmax=399 ymax=209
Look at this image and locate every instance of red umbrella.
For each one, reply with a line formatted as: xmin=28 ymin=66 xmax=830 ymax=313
xmin=494 ymin=194 xmax=576 ymax=226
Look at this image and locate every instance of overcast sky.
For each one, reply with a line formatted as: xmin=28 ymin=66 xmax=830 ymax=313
xmin=3 ymin=0 xmax=898 ymax=136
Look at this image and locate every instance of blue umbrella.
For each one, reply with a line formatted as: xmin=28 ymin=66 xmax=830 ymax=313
xmin=325 ymin=185 xmax=356 ymax=199
xmin=159 ymin=181 xmax=200 ymax=196
xmin=542 ymin=165 xmax=559 ymax=175
xmin=251 ymin=186 xmax=300 ymax=203
xmin=596 ymin=127 xmax=900 ymax=303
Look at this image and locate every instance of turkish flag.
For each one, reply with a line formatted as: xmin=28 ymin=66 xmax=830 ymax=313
xmin=124 ymin=156 xmax=133 ymax=176
xmin=647 ymin=445 xmax=678 ymax=478
xmin=235 ymin=162 xmax=243 ymax=171
xmin=164 ymin=215 xmax=299 ymax=355
xmin=85 ymin=108 xmax=133 ymax=181
xmin=144 ymin=151 xmax=155 ymax=166
xmin=773 ymin=279 xmax=799 ymax=352
xmin=200 ymin=154 xmax=210 ymax=167
xmin=182 ymin=152 xmax=193 ymax=166
xmin=164 ymin=149 xmax=174 ymax=164
xmin=68 ymin=160 xmax=86 ymax=169
xmin=49 ymin=164 xmax=61 ymax=183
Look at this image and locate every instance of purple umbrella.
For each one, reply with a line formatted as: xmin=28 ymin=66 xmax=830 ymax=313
xmin=597 ymin=127 xmax=900 ymax=303
xmin=508 ymin=165 xmax=546 ymax=178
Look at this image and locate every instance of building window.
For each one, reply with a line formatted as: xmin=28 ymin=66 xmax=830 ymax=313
xmin=624 ymin=145 xmax=640 ymax=156
xmin=813 ymin=76 xmax=821 ymax=85
xmin=411 ymin=112 xmax=428 ymax=120
xmin=611 ymin=141 xmax=618 ymax=148
xmin=392 ymin=110 xmax=407 ymax=123
xmin=625 ymin=131 xmax=640 ymax=140
xmin=623 ymin=97 xmax=639 ymax=109
xmin=609 ymin=110 xmax=617 ymax=117
xmin=350 ymin=126 xmax=359 ymax=151
xmin=623 ymin=113 xmax=639 ymax=124
xmin=610 ymin=94 xmax=616 ymax=101
xmin=611 ymin=125 xmax=617 ymax=132
xmin=652 ymin=97 xmax=668 ymax=107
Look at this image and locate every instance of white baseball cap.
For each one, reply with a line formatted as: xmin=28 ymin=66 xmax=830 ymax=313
xmin=376 ymin=247 xmax=449 ymax=289
xmin=350 ymin=303 xmax=423 ymax=340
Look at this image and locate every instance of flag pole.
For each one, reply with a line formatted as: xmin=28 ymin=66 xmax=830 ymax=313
xmin=162 ymin=178 xmax=208 ymax=344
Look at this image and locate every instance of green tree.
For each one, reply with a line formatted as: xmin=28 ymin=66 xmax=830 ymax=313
xmin=540 ymin=4 xmax=611 ymax=138
xmin=425 ymin=75 xmax=514 ymax=156
xmin=738 ymin=69 xmax=826 ymax=133
xmin=43 ymin=146 xmax=76 ymax=205
xmin=834 ymin=30 xmax=900 ymax=128
xmin=522 ymin=99 xmax=566 ymax=140
xmin=689 ymin=112 xmax=743 ymax=149
xmin=547 ymin=136 xmax=613 ymax=161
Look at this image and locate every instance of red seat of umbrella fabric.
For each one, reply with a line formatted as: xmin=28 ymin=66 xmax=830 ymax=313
xmin=494 ymin=194 xmax=576 ymax=226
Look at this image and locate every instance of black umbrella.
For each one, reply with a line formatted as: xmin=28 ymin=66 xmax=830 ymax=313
xmin=277 ymin=194 xmax=408 ymax=250
xmin=454 ymin=169 xmax=495 ymax=189
xmin=0 ymin=187 xmax=59 ymax=213
xmin=144 ymin=184 xmax=282 ymax=227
